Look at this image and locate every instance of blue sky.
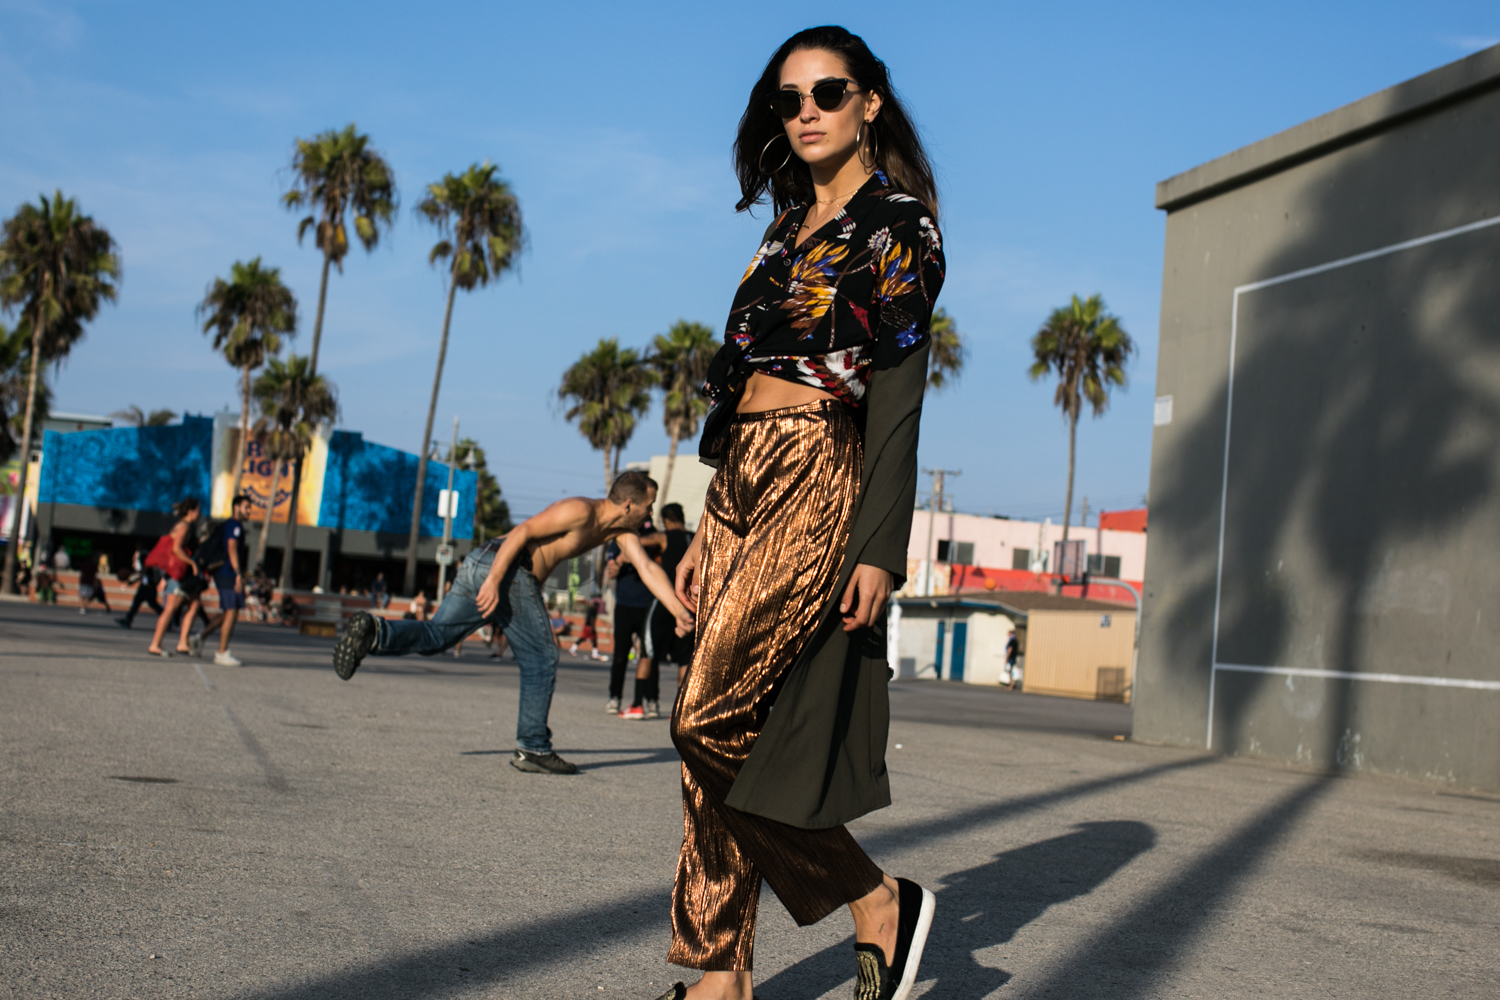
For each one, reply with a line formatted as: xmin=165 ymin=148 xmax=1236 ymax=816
xmin=2 ymin=1 xmax=1495 ymax=519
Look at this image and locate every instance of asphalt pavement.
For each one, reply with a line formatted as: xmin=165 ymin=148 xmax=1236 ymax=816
xmin=1 ymin=600 xmax=1496 ymax=999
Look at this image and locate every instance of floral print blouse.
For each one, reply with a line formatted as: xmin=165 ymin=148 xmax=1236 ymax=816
xmin=706 ymin=170 xmax=946 ymax=407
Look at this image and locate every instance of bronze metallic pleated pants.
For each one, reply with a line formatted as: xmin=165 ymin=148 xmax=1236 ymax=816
xmin=668 ymin=400 xmax=885 ymax=971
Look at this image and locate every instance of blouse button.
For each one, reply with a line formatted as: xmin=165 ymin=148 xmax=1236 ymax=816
xmin=782 ymin=258 xmax=792 ymax=267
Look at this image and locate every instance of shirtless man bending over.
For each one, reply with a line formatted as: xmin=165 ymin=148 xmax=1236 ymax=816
xmin=331 ymin=471 xmax=692 ymax=774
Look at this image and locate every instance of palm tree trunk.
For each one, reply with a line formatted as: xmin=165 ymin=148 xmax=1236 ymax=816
xmin=309 ymin=251 xmax=333 ymax=376
xmin=602 ymin=445 xmax=612 ymax=495
xmin=1061 ymin=407 xmax=1079 ymax=581
xmin=257 ymin=452 xmax=282 ymax=564
xmin=229 ymin=364 xmax=251 ymax=503
xmin=404 ymin=275 xmax=459 ymax=596
xmin=659 ymin=422 xmax=681 ymax=518
xmin=1056 ymin=407 xmax=1080 ymax=593
xmin=0 ymin=315 xmax=45 ymax=594
xmin=280 ymin=454 xmax=304 ymax=593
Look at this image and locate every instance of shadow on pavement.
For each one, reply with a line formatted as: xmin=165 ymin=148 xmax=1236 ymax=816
xmin=757 ymin=820 xmax=1156 ymax=999
xmin=1010 ymin=777 xmax=1329 ymax=1000
xmin=229 ymin=889 xmax=671 ymax=1000
xmin=223 ymin=755 xmax=1206 ymax=1000
xmin=861 ymin=753 xmax=1212 ymax=856
xmin=458 ymin=747 xmax=683 ymax=771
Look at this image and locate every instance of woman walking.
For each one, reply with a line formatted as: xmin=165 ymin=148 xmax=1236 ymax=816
xmin=146 ymin=498 xmax=204 ymax=657
xmin=659 ymin=26 xmax=945 ymax=1000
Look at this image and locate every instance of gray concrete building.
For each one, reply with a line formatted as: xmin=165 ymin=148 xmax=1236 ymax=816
xmin=1137 ymin=45 xmax=1500 ymax=791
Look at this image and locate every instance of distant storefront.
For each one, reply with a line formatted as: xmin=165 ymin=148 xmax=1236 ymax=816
xmin=893 ymin=592 xmax=1137 ymax=702
xmin=27 ymin=412 xmax=476 ymax=594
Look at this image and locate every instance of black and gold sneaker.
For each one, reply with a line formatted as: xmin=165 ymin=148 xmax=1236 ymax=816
xmin=652 ymin=985 xmax=685 ymax=1000
xmin=854 ymin=942 xmax=889 ymax=1000
xmin=855 ymin=877 xmax=936 ymax=1000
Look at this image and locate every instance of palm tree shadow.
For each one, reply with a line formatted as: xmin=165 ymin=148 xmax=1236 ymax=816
xmin=756 ymin=821 xmax=1155 ymax=999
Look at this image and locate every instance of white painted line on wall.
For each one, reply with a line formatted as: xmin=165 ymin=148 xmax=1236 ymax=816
xmin=1206 ymin=212 xmax=1500 ymax=749
xmin=1215 ymin=662 xmax=1500 ymax=691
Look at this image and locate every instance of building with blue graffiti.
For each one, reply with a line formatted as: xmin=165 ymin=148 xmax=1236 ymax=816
xmin=31 ymin=412 xmax=477 ymax=594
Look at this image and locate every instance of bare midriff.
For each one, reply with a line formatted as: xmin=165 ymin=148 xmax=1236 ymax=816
xmin=736 ymin=371 xmax=837 ymax=414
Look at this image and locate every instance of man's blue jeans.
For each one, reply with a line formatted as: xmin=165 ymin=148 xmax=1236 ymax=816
xmin=372 ymin=543 xmax=559 ymax=754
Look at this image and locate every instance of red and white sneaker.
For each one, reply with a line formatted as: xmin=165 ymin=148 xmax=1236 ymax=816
xmin=619 ymin=705 xmax=646 ymax=720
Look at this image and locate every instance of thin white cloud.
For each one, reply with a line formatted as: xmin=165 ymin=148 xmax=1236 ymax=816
xmin=1438 ymin=34 xmax=1500 ymax=53
xmin=0 ymin=0 xmax=84 ymax=46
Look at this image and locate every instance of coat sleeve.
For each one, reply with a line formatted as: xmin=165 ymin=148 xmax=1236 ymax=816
xmin=849 ymin=199 xmax=943 ymax=583
xmin=845 ymin=342 xmax=930 ymax=585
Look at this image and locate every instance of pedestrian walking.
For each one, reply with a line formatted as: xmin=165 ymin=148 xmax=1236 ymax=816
xmin=568 ymin=595 xmax=606 ymax=660
xmin=1003 ymin=629 xmax=1022 ymax=689
xmin=654 ymin=27 xmax=945 ymax=1000
xmin=195 ymin=494 xmax=252 ymax=666
xmin=370 ymin=571 xmax=390 ymax=610
xmin=76 ymin=555 xmax=112 ymax=614
xmin=33 ymin=557 xmax=55 ymax=604
xmin=117 ymin=546 xmax=164 ymax=628
xmin=331 ymin=471 xmax=692 ymax=776
xmin=145 ymin=498 xmax=205 ymax=657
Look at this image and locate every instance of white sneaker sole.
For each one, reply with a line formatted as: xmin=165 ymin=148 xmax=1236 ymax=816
xmin=892 ymin=885 xmax=936 ymax=1000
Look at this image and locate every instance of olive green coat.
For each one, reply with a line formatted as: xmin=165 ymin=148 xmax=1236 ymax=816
xmin=722 ymin=342 xmax=929 ymax=829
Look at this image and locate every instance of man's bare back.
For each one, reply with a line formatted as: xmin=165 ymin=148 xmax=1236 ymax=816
xmin=475 ymin=488 xmax=693 ymax=633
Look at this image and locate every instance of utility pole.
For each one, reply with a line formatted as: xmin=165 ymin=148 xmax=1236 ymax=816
xmin=921 ymin=467 xmax=961 ymax=597
xmin=435 ymin=417 xmax=459 ymax=601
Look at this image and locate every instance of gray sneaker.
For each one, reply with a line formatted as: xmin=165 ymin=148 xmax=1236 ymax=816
xmin=510 ymin=750 xmax=578 ymax=775
xmin=605 ymin=697 xmax=620 ymax=714
xmin=644 ymin=700 xmax=661 ymax=719
xmin=188 ymin=632 xmax=203 ymax=658
xmin=333 ymin=612 xmax=379 ymax=681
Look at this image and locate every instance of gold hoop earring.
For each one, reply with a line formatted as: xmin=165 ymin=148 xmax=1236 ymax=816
xmin=858 ymin=120 xmax=879 ymax=170
xmin=759 ymin=133 xmax=793 ymax=175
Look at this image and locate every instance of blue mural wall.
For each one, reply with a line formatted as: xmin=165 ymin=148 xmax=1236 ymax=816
xmin=37 ymin=416 xmax=214 ymax=513
xmin=36 ymin=419 xmax=474 ymax=540
xmin=318 ymin=430 xmax=477 ymax=539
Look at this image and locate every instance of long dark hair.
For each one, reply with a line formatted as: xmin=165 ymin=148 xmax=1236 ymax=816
xmin=733 ymin=26 xmax=937 ymax=218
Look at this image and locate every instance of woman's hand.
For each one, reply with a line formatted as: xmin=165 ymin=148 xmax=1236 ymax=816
xmin=675 ymin=531 xmax=705 ymax=616
xmin=839 ymin=563 xmax=893 ymax=632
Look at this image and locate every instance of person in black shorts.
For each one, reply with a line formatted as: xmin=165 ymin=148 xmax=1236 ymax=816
xmin=196 ymin=494 xmax=251 ymax=666
xmin=630 ymin=503 xmax=695 ymax=719
xmin=605 ymin=520 xmax=660 ymax=717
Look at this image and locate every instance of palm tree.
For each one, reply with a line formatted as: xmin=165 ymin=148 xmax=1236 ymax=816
xmin=404 ymin=161 xmax=524 ymax=595
xmin=0 ymin=191 xmax=119 ymax=594
xmin=198 ymin=258 xmax=298 ymax=502
xmin=252 ymin=355 xmax=338 ymax=591
xmin=1029 ymin=293 xmax=1133 ymax=547
xmin=560 ymin=338 xmax=656 ymax=492
xmin=1 ymin=323 xmax=51 ymax=466
xmin=282 ymin=124 xmax=397 ymax=375
xmin=648 ymin=320 xmax=716 ymax=515
xmin=109 ymin=405 xmax=175 ymax=427
xmin=926 ymin=307 xmax=967 ymax=392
